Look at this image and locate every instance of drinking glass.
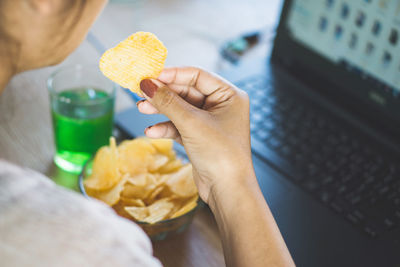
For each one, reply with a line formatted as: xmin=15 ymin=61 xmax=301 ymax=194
xmin=48 ymin=65 xmax=117 ymax=173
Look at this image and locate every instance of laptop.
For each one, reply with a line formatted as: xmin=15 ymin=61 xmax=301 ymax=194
xmin=115 ymin=0 xmax=400 ymax=265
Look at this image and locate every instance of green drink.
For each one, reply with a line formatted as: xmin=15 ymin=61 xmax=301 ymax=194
xmin=48 ymin=66 xmax=116 ymax=173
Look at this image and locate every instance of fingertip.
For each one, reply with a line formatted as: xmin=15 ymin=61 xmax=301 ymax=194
xmin=137 ymin=100 xmax=159 ymax=114
xmin=144 ymin=125 xmax=159 ymax=138
xmin=136 ymin=99 xmax=145 ymax=106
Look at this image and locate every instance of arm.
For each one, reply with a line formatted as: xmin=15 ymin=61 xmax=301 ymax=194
xmin=210 ymin=169 xmax=294 ymax=267
xmin=138 ymin=67 xmax=295 ymax=267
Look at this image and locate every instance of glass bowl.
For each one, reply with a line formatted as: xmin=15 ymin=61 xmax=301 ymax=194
xmin=78 ymin=159 xmax=202 ymax=241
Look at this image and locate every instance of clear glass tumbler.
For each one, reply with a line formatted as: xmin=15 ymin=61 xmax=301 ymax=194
xmin=48 ymin=65 xmax=117 ymax=173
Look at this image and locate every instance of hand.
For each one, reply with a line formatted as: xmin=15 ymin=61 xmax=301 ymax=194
xmin=138 ymin=68 xmax=295 ymax=267
xmin=138 ymin=67 xmax=253 ymax=204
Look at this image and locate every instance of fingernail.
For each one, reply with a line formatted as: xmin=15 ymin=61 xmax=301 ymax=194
xmin=140 ymin=79 xmax=157 ymax=98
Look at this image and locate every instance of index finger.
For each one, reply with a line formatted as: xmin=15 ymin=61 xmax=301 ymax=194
xmin=157 ymin=67 xmax=234 ymax=96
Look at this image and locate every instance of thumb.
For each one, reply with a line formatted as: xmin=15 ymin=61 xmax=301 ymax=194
xmin=140 ymin=78 xmax=198 ymax=127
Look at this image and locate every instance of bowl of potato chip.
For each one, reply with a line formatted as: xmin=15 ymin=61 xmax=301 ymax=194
xmin=79 ymin=137 xmax=201 ymax=240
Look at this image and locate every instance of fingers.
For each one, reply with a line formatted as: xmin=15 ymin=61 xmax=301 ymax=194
xmin=140 ymin=78 xmax=201 ymax=130
xmin=137 ymin=100 xmax=159 ymax=114
xmin=159 ymin=83 xmax=205 ymax=108
xmin=144 ymin=121 xmax=182 ymax=145
xmin=158 ymin=67 xmax=234 ymax=97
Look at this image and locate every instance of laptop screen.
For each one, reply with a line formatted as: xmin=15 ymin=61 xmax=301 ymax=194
xmin=273 ymin=0 xmax=400 ymax=127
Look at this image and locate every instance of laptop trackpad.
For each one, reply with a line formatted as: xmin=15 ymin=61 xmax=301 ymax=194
xmin=252 ymin=154 xmax=293 ymax=203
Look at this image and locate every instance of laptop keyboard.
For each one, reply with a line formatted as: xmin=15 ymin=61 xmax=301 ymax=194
xmin=238 ymin=75 xmax=400 ymax=239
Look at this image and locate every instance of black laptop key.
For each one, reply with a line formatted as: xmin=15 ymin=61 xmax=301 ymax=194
xmin=318 ymin=190 xmax=333 ymax=203
xmin=330 ymin=200 xmax=346 ymax=214
xmin=349 ymin=195 xmax=362 ymax=205
xmin=321 ymin=175 xmax=334 ymax=185
xmin=255 ymin=129 xmax=270 ymax=141
xmin=364 ymin=225 xmax=378 ymax=238
xmin=303 ymin=179 xmax=320 ymax=192
xmin=353 ymin=209 xmax=366 ymax=221
xmin=266 ymin=137 xmax=281 ymax=150
xmin=383 ymin=218 xmax=396 ymax=230
xmin=346 ymin=213 xmax=361 ymax=225
xmin=395 ymin=211 xmax=400 ymax=220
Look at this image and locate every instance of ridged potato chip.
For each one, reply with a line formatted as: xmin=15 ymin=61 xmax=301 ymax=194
xmin=99 ymin=32 xmax=167 ymax=93
xmin=92 ymin=174 xmax=131 ymax=206
xmin=118 ymin=138 xmax=156 ymax=176
xmin=165 ymin=164 xmax=197 ymax=198
xmin=84 ymin=137 xmax=120 ymax=192
xmin=124 ymin=206 xmax=149 ymax=221
xmin=143 ymin=198 xmax=174 ymax=224
xmin=171 ymin=195 xmax=199 ymax=219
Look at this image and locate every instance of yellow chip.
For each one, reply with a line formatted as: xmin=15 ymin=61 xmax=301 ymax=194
xmin=124 ymin=206 xmax=149 ymax=221
xmin=148 ymin=154 xmax=169 ymax=172
xmin=84 ymin=137 xmax=120 ymax=191
xmin=166 ymin=164 xmax=197 ymax=198
xmin=143 ymin=198 xmax=174 ymax=224
xmin=112 ymin=197 xmax=145 ymax=219
xmin=171 ymin=195 xmax=198 ymax=219
xmin=157 ymin=159 xmax=183 ymax=174
xmin=149 ymin=138 xmax=174 ymax=158
xmin=121 ymin=174 xmax=156 ymax=200
xmin=99 ymin=32 xmax=167 ymax=93
xmin=92 ymin=174 xmax=130 ymax=206
xmin=118 ymin=138 xmax=156 ymax=176
xmin=144 ymin=184 xmax=165 ymax=205
xmin=120 ymin=197 xmax=146 ymax=207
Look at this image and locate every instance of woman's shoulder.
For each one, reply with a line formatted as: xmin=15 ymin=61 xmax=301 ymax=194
xmin=0 ymin=159 xmax=161 ymax=267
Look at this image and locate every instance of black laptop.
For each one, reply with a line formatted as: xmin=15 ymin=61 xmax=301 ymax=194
xmin=115 ymin=0 xmax=400 ymax=265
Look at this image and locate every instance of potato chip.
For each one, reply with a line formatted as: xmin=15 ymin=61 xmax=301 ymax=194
xmin=149 ymin=138 xmax=174 ymax=158
xmin=155 ymin=174 xmax=169 ymax=186
xmin=157 ymin=159 xmax=183 ymax=174
xmin=120 ymin=197 xmax=145 ymax=207
xmin=93 ymin=174 xmax=130 ymax=206
xmin=118 ymin=138 xmax=156 ymax=176
xmin=121 ymin=174 xmax=156 ymax=199
xmin=99 ymin=32 xmax=167 ymax=93
xmin=143 ymin=198 xmax=174 ymax=224
xmin=166 ymin=164 xmax=197 ymax=198
xmin=124 ymin=206 xmax=149 ymax=221
xmin=84 ymin=137 xmax=120 ymax=191
xmin=171 ymin=195 xmax=199 ymax=219
xmin=113 ymin=197 xmax=145 ymax=219
xmin=148 ymin=154 xmax=169 ymax=172
xmin=144 ymin=185 xmax=165 ymax=205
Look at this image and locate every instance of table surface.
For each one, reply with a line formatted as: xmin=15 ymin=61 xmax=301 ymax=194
xmin=0 ymin=0 xmax=281 ymax=266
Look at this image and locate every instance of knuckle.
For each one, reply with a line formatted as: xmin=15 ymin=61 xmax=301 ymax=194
xmin=159 ymin=87 xmax=175 ymax=108
xmin=186 ymin=66 xmax=204 ymax=73
xmin=229 ymin=88 xmax=249 ymax=111
xmin=236 ymin=87 xmax=248 ymax=98
xmin=236 ymin=88 xmax=250 ymax=103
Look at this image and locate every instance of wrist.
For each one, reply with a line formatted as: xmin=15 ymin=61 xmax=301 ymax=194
xmin=208 ymin=167 xmax=258 ymax=214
